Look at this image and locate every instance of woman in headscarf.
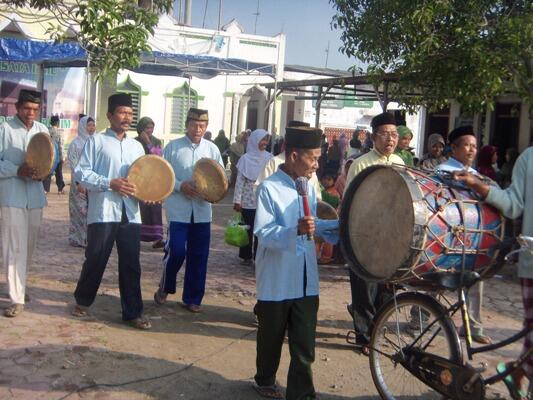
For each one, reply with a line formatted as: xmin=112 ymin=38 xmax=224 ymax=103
xmin=327 ymin=139 xmax=342 ymax=172
xmin=214 ymin=129 xmax=230 ymax=168
xmin=338 ymin=132 xmax=349 ymax=160
xmin=233 ymin=129 xmax=273 ymax=266
xmin=229 ymin=131 xmax=247 ymax=187
xmin=500 ymin=148 xmax=519 ymax=188
xmin=67 ymin=116 xmax=96 ymax=247
xmin=334 ymin=158 xmax=354 ymax=200
xmin=394 ymin=125 xmax=415 ymax=166
xmin=418 ymin=133 xmax=447 ymax=171
xmin=477 ymin=145 xmax=498 ymax=181
xmin=135 ymin=117 xmax=165 ymax=249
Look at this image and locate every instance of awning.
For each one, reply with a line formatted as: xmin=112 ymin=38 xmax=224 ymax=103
xmin=0 ymin=37 xmax=275 ymax=78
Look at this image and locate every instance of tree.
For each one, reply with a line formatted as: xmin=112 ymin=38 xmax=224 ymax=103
xmin=2 ymin=0 xmax=173 ymax=77
xmin=331 ymin=0 xmax=533 ymax=117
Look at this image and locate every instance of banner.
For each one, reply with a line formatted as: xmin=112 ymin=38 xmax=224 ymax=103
xmin=0 ymin=61 xmax=86 ymax=149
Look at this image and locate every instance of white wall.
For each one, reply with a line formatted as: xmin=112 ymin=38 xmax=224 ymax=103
xmin=113 ymin=15 xmax=285 ymax=144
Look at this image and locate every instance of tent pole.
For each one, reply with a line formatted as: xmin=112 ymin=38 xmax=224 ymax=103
xmin=188 ymin=75 xmax=191 ymax=105
xmin=36 ymin=64 xmax=45 ymax=120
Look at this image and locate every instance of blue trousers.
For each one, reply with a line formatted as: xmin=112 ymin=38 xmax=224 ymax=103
xmin=160 ymin=221 xmax=210 ymax=305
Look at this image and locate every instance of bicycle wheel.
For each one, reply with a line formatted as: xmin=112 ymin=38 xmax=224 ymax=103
xmin=369 ymin=292 xmax=461 ymax=400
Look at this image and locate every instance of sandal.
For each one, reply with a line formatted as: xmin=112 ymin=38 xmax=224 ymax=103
xmin=127 ymin=317 xmax=152 ymax=330
xmin=472 ymin=333 xmax=492 ymax=345
xmin=4 ymin=304 xmax=24 ymax=318
xmin=153 ymin=288 xmax=168 ymax=305
xmin=72 ymin=304 xmax=89 ymax=317
xmin=183 ymin=303 xmax=202 ymax=313
xmin=496 ymin=362 xmax=527 ymax=400
xmin=252 ymin=383 xmax=284 ymax=399
xmin=345 ymin=330 xmax=370 ymax=356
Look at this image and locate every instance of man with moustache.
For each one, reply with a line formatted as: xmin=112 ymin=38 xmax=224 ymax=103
xmin=154 ymin=108 xmax=223 ymax=313
xmin=0 ymin=89 xmax=49 ymax=317
xmin=344 ymin=112 xmax=404 ymax=354
xmin=252 ymin=126 xmax=339 ymax=399
xmin=256 ymin=120 xmax=321 ymax=199
xmin=435 ymin=125 xmax=491 ymax=344
xmin=71 ymin=93 xmax=150 ymax=330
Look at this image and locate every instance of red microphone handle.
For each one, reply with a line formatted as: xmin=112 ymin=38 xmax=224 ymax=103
xmin=301 ymin=195 xmax=313 ymax=241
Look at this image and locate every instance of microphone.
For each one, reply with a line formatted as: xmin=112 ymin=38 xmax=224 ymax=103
xmin=295 ymin=176 xmax=313 ymax=241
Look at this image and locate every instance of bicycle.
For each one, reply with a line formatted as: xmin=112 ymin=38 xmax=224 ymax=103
xmin=368 ymin=235 xmax=533 ymax=400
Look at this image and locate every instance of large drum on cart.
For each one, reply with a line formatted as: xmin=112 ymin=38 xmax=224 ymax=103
xmin=340 ymin=165 xmax=505 ymax=284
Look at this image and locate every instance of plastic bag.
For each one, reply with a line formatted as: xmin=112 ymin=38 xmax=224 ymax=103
xmin=224 ymin=214 xmax=250 ymax=247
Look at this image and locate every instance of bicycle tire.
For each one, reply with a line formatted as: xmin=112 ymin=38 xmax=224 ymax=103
xmin=369 ymin=292 xmax=462 ymax=400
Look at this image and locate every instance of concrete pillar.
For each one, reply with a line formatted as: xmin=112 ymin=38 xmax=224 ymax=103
xmin=518 ymin=102 xmax=531 ymax=151
xmin=448 ymin=100 xmax=461 ymax=132
xmin=239 ymin=95 xmax=250 ymax=133
xmin=230 ymin=93 xmax=241 ymax=143
xmin=94 ymin=74 xmax=117 ymax=132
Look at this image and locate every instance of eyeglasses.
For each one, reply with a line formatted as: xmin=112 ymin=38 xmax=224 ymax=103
xmin=375 ymin=131 xmax=399 ymax=139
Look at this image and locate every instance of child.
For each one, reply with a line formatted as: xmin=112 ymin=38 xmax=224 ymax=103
xmin=395 ymin=125 xmax=414 ymax=166
xmin=317 ymin=173 xmax=340 ymax=264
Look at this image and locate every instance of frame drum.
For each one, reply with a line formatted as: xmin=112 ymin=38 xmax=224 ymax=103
xmin=25 ymin=132 xmax=54 ymax=180
xmin=127 ymin=155 xmax=175 ymax=202
xmin=193 ymin=158 xmax=228 ymax=203
xmin=317 ymin=200 xmax=338 ymax=220
xmin=340 ymin=165 xmax=505 ymax=284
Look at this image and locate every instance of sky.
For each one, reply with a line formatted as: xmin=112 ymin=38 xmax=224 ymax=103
xmin=174 ymin=0 xmax=358 ymax=71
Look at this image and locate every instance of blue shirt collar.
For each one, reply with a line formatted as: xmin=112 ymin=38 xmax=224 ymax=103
xmin=184 ymin=134 xmax=204 ymax=147
xmin=105 ymin=128 xmax=128 ymax=140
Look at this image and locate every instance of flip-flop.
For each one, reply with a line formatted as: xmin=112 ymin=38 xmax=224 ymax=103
xmin=127 ymin=317 xmax=152 ymax=330
xmin=4 ymin=304 xmax=24 ymax=318
xmin=345 ymin=330 xmax=370 ymax=356
xmin=182 ymin=303 xmax=202 ymax=313
xmin=153 ymin=288 xmax=168 ymax=305
xmin=472 ymin=334 xmax=492 ymax=345
xmin=252 ymin=383 xmax=284 ymax=399
xmin=496 ymin=362 xmax=527 ymax=400
xmin=71 ymin=304 xmax=89 ymax=317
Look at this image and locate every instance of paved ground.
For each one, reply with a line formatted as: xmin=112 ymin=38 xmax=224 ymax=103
xmin=0 ymin=173 xmax=528 ymax=399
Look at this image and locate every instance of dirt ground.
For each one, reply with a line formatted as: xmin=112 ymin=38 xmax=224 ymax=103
xmin=0 ymin=174 xmax=527 ymax=399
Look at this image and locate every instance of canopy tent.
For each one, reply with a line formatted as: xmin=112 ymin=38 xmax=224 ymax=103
xmin=0 ymin=37 xmax=275 ymax=78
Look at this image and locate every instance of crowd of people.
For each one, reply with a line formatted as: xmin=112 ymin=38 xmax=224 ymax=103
xmin=0 ymin=88 xmax=531 ymax=399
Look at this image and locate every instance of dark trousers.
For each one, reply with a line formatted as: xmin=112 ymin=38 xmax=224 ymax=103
xmin=43 ymin=161 xmax=65 ymax=192
xmin=349 ymin=270 xmax=383 ymax=344
xmin=160 ymin=220 xmax=210 ymax=305
xmin=239 ymin=208 xmax=257 ymax=261
xmin=255 ymin=296 xmax=319 ymax=400
xmin=74 ymin=211 xmax=143 ymax=320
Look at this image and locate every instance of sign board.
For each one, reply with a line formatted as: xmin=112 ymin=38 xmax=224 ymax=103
xmin=312 ymin=87 xmax=373 ymax=109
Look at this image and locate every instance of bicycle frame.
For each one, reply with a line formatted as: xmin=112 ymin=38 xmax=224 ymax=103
xmin=400 ymin=285 xmax=532 ymax=391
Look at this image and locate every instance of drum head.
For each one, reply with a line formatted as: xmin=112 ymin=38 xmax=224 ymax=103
xmin=127 ymin=155 xmax=175 ymax=202
xmin=317 ymin=200 xmax=338 ymax=220
xmin=193 ymin=158 xmax=228 ymax=203
xmin=25 ymin=132 xmax=54 ymax=180
xmin=340 ymin=166 xmax=414 ymax=281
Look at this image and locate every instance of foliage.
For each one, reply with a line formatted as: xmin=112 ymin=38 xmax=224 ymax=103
xmin=331 ymin=0 xmax=533 ymax=115
xmin=3 ymin=0 xmax=173 ymax=77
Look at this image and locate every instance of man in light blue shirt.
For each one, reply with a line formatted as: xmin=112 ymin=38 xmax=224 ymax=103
xmin=0 ymin=90 xmax=48 ymax=317
xmin=252 ymin=126 xmax=338 ymax=400
xmin=154 ymin=108 xmax=223 ymax=313
xmin=455 ymin=147 xmax=533 ymax=397
xmin=72 ymin=93 xmax=150 ymax=330
xmin=435 ymin=125 xmax=490 ymax=344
